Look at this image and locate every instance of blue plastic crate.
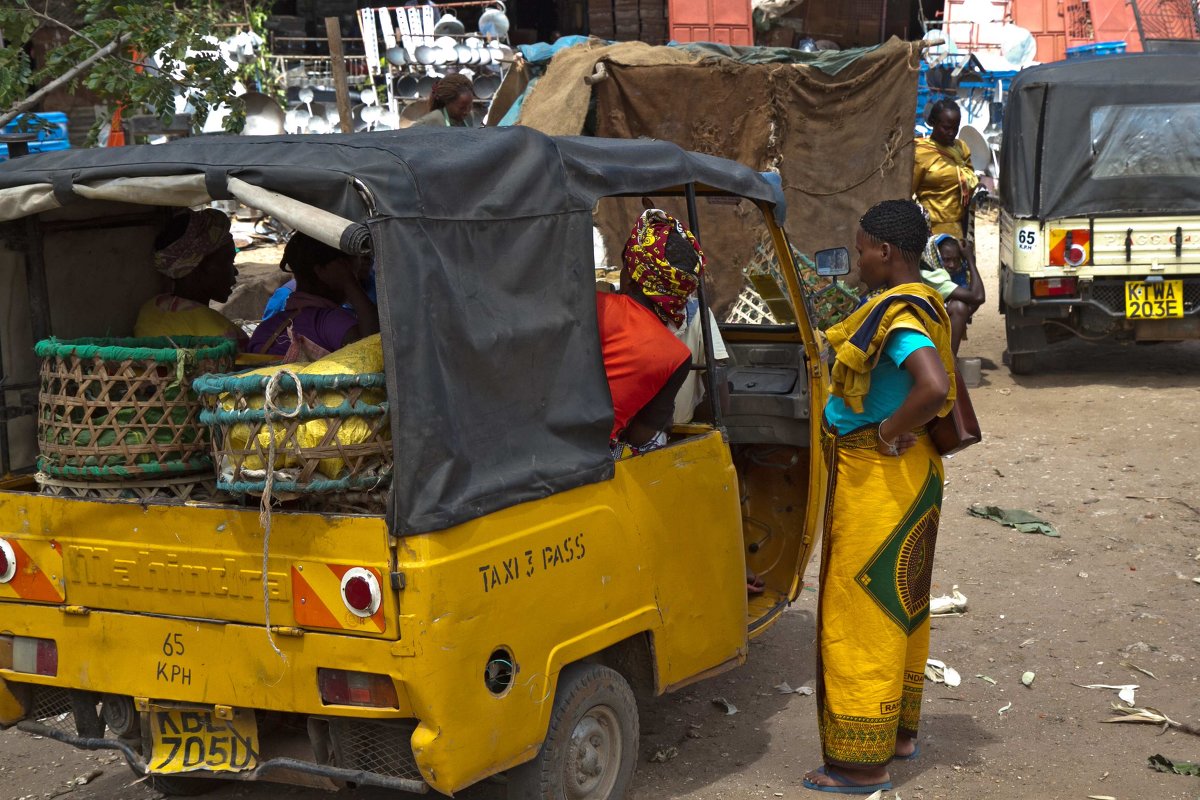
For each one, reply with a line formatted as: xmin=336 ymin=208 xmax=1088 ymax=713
xmin=1066 ymin=41 xmax=1127 ymax=59
xmin=0 ymin=112 xmax=71 ymax=161
xmin=3 ymin=111 xmax=69 ymax=142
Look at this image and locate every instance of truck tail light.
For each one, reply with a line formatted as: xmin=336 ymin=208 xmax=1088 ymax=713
xmin=1049 ymin=229 xmax=1090 ymax=267
xmin=1 ymin=635 xmax=58 ymax=676
xmin=317 ymin=668 xmax=398 ymax=708
xmin=0 ymin=539 xmax=15 ymax=583
xmin=1032 ymin=277 xmax=1078 ymax=298
xmin=340 ymin=568 xmax=381 ymax=617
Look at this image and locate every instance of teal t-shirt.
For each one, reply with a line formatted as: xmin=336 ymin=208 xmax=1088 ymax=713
xmin=823 ymin=328 xmax=934 ymax=433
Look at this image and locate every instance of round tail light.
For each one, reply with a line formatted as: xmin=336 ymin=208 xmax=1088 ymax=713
xmin=0 ymin=539 xmax=15 ymax=584
xmin=340 ymin=568 xmax=381 ymax=617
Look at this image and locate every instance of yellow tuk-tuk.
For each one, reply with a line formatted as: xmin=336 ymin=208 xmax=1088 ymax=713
xmin=0 ymin=128 xmax=833 ymax=798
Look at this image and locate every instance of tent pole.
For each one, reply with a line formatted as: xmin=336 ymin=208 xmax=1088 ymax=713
xmin=684 ymin=183 xmax=723 ymax=429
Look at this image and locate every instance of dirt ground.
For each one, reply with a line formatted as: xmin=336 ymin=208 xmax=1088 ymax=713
xmin=3 ymin=216 xmax=1199 ymax=800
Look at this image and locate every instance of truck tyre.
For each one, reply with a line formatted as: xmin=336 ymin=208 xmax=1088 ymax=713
xmin=1005 ymin=315 xmax=1044 ymax=376
xmin=143 ymin=774 xmax=218 ymax=796
xmin=1007 ymin=351 xmax=1037 ymax=376
xmin=507 ymin=663 xmax=639 ymax=800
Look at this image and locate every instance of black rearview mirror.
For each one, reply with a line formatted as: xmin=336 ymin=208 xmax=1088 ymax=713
xmin=814 ymin=247 xmax=851 ymax=278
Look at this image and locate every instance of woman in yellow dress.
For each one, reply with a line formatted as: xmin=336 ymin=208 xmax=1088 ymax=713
xmin=804 ymin=200 xmax=955 ymax=794
xmin=133 ymin=208 xmax=246 ymax=346
xmin=912 ymin=99 xmax=979 ymax=239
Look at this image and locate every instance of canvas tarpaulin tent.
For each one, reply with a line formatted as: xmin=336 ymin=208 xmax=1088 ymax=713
xmin=515 ymin=37 xmax=921 ymax=304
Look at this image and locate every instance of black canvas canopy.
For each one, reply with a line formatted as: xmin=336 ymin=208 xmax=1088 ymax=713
xmin=1000 ymin=52 xmax=1200 ymax=220
xmin=0 ymin=127 xmax=785 ymax=533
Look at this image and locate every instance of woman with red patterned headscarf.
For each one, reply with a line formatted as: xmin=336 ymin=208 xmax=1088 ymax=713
xmin=620 ymin=208 xmax=728 ymax=424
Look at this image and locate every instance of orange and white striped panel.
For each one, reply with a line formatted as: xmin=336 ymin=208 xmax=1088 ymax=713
xmin=291 ymin=563 xmax=386 ymax=634
xmin=0 ymin=539 xmax=66 ymax=604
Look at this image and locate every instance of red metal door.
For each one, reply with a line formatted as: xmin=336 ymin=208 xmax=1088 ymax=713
xmin=1011 ymin=0 xmax=1068 ymax=61
xmin=668 ymin=0 xmax=753 ymax=44
xmin=1090 ymin=0 xmax=1143 ymax=51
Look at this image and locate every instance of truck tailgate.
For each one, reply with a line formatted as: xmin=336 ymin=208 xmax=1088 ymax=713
xmin=0 ymin=492 xmax=398 ymax=640
xmin=1092 ymin=216 xmax=1200 ymax=269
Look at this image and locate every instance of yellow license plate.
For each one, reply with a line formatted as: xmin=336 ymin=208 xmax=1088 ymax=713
xmin=149 ymin=708 xmax=259 ymax=774
xmin=1124 ymin=280 xmax=1184 ymax=319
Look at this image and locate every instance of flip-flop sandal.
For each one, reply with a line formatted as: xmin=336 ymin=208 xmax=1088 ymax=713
xmin=802 ymin=766 xmax=893 ymax=795
xmin=893 ymin=744 xmax=921 ymax=761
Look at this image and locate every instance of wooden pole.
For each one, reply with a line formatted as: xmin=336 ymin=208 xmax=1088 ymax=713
xmin=325 ymin=17 xmax=354 ymax=134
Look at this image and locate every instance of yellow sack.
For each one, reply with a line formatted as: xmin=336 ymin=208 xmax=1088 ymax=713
xmin=217 ymin=336 xmax=387 ymax=479
xmin=220 ymin=363 xmax=301 ymax=471
xmin=297 ymin=335 xmax=387 ymax=479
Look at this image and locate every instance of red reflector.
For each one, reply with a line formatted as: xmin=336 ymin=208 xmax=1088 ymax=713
xmin=343 ymin=576 xmax=373 ymax=612
xmin=0 ymin=539 xmax=15 ymax=583
xmin=339 ymin=568 xmax=381 ymax=617
xmin=1032 ymin=277 xmax=1078 ymax=298
xmin=1049 ymin=229 xmax=1090 ymax=267
xmin=317 ymin=668 xmax=399 ymax=708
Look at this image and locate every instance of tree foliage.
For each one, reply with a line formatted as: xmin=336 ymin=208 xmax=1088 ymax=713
xmin=0 ymin=0 xmax=270 ymax=139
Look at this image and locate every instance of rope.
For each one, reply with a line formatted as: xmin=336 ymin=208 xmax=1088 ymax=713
xmin=257 ymin=369 xmax=303 ymax=660
xmin=786 ymin=127 xmax=908 ymax=197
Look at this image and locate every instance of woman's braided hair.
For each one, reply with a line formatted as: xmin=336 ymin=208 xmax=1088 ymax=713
xmin=859 ymin=199 xmax=930 ymax=262
xmin=429 ymin=73 xmax=473 ymax=112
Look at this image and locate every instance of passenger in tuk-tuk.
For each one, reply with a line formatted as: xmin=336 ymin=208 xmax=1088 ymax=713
xmin=620 ymin=208 xmax=728 ymax=423
xmin=920 ymin=233 xmax=984 ymax=354
xmin=133 ymin=208 xmax=246 ymax=346
xmin=247 ymin=233 xmax=379 ymax=357
xmin=806 ymin=200 xmax=954 ymax=795
xmin=912 ymin=99 xmax=979 ymax=240
xmin=594 ymin=288 xmax=692 ymax=455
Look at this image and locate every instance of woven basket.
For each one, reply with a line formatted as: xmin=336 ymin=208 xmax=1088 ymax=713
xmin=36 ymin=337 xmax=236 ymax=480
xmin=35 ymin=472 xmax=218 ymax=503
xmin=300 ymin=490 xmax=388 ymax=516
xmin=194 ymin=371 xmax=391 ymax=500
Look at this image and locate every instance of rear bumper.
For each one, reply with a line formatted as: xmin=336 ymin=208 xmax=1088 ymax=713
xmin=15 ymin=717 xmax=428 ymax=793
xmin=1003 ymin=272 xmax=1200 ymax=325
xmin=2 ymin=605 xmax=432 ymax=791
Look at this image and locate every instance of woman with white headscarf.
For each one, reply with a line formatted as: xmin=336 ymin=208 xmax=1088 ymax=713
xmin=133 ymin=208 xmax=245 ymax=345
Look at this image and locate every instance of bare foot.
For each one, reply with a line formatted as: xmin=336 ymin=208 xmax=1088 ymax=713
xmin=803 ymin=764 xmax=891 ymax=789
xmin=895 ymin=737 xmax=917 ymax=758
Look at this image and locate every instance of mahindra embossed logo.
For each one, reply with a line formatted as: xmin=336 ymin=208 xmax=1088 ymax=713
xmin=66 ymin=545 xmax=290 ymax=601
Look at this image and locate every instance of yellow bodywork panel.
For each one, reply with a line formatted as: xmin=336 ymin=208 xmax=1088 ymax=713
xmin=0 ymin=674 xmax=27 ymax=725
xmin=0 ymin=493 xmax=394 ymax=637
xmin=395 ymin=430 xmax=746 ymax=792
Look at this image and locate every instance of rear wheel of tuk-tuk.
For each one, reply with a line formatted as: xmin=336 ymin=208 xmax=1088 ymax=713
xmin=506 ymin=663 xmax=639 ymax=800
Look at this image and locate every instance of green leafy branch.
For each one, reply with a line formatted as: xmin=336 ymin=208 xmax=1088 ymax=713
xmin=0 ymin=0 xmax=273 ymax=141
